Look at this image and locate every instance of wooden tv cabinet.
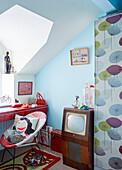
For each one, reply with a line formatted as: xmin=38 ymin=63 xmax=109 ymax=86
xmin=62 ymin=108 xmax=94 ymax=170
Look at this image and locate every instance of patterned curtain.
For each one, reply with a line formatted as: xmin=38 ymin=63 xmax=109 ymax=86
xmin=94 ymin=13 xmax=122 ymax=170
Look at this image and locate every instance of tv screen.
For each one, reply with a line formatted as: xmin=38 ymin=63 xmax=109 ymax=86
xmin=64 ymin=112 xmax=87 ymax=136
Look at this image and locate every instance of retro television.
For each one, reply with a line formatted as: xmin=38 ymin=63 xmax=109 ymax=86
xmin=62 ymin=107 xmax=94 ymax=170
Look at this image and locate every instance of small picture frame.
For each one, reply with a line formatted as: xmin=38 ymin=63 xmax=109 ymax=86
xmin=18 ymin=82 xmax=32 ymax=95
xmin=70 ymin=47 xmax=89 ymax=65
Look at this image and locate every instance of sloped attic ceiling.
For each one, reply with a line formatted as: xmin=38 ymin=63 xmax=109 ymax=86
xmin=0 ymin=5 xmax=53 ymax=73
xmin=0 ymin=0 xmax=103 ymax=75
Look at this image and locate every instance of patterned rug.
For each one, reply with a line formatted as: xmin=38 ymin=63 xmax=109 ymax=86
xmin=0 ymin=148 xmax=61 ymax=170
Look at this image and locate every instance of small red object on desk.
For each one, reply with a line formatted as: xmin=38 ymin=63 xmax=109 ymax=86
xmin=36 ymin=92 xmax=46 ymax=105
xmin=51 ymin=129 xmax=62 ymax=153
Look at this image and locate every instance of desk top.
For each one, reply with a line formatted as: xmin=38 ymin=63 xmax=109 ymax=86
xmin=0 ymin=107 xmax=18 ymax=113
xmin=0 ymin=105 xmax=48 ymax=113
xmin=0 ymin=105 xmax=48 ymax=122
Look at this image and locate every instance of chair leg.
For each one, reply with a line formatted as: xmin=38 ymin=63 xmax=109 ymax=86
xmin=13 ymin=148 xmax=16 ymax=170
xmin=31 ymin=145 xmax=34 ymax=152
xmin=0 ymin=148 xmax=6 ymax=163
xmin=0 ymin=148 xmax=16 ymax=169
xmin=35 ymin=144 xmax=47 ymax=164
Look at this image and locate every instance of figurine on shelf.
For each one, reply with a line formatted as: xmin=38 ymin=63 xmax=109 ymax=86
xmin=72 ymin=96 xmax=80 ymax=108
xmin=4 ymin=51 xmax=11 ymax=74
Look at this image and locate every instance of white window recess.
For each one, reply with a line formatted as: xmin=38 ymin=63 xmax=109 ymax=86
xmin=1 ymin=74 xmax=14 ymax=106
xmin=0 ymin=74 xmax=35 ymax=106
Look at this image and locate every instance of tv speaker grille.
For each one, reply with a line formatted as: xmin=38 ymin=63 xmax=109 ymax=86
xmin=68 ymin=141 xmax=81 ymax=163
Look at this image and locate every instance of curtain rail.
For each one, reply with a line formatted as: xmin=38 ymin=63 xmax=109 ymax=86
xmin=97 ymin=10 xmax=122 ymax=20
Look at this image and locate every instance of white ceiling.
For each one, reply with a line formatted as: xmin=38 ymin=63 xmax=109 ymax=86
xmin=0 ymin=0 xmax=114 ymax=75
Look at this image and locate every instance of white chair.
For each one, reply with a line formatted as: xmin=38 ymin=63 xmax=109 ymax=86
xmin=0 ymin=111 xmax=47 ymax=169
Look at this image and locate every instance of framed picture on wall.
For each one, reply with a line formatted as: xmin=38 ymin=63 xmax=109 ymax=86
xmin=70 ymin=47 xmax=89 ymax=65
xmin=18 ymin=82 xmax=32 ymax=95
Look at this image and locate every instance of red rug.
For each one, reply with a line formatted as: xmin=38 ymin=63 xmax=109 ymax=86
xmin=0 ymin=148 xmax=61 ymax=170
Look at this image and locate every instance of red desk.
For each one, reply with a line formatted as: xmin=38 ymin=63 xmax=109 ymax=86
xmin=0 ymin=105 xmax=48 ymax=122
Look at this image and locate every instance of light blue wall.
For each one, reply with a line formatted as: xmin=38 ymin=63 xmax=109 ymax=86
xmin=35 ymin=22 xmax=94 ymax=129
